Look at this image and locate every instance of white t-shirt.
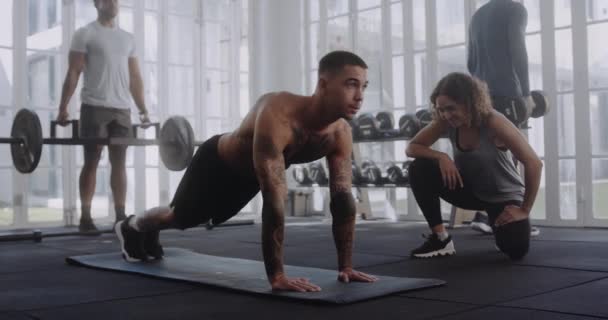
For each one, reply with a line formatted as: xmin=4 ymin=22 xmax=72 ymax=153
xmin=71 ymin=21 xmax=136 ymax=109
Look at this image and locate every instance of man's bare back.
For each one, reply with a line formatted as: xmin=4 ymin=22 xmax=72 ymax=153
xmin=218 ymin=92 xmax=349 ymax=178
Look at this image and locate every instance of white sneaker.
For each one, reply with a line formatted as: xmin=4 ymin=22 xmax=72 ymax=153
xmin=530 ymin=226 xmax=540 ymax=237
xmin=471 ymin=221 xmax=493 ymax=235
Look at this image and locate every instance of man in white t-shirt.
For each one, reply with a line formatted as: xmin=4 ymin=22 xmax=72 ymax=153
xmin=56 ymin=0 xmax=150 ymax=233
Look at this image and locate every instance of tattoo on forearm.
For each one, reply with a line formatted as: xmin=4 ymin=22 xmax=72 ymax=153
xmin=330 ymin=191 xmax=356 ymax=270
xmin=260 ymin=161 xmax=286 ymax=191
xmin=261 ymin=194 xmax=286 ymax=279
xmin=260 ymin=164 xmax=287 ymax=280
xmin=330 ymin=157 xmax=352 ymax=195
xmin=255 ymin=136 xmax=286 ymax=191
xmin=255 ymin=135 xmax=287 ymax=279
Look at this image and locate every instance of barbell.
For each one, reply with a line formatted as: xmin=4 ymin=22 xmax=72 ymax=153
xmin=0 ymin=108 xmax=199 ymax=174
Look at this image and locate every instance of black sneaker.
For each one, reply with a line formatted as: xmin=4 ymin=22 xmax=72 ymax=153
xmin=79 ymin=217 xmax=100 ymax=235
xmin=114 ymin=215 xmax=148 ymax=262
xmin=144 ymin=230 xmax=164 ymax=259
xmin=411 ymin=233 xmax=456 ymax=258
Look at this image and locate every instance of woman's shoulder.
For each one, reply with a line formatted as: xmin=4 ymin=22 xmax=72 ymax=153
xmin=481 ymin=110 xmax=506 ymax=128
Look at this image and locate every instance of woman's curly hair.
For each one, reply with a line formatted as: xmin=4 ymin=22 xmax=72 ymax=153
xmin=429 ymin=72 xmax=493 ymax=127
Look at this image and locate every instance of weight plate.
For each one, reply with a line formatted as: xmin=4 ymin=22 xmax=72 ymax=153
xmin=159 ymin=116 xmax=195 ymax=171
xmin=11 ymin=109 xmax=43 ymax=174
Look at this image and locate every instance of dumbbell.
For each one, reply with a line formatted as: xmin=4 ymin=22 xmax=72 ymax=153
xmin=386 ymin=162 xmax=405 ymax=185
xmin=348 ymin=117 xmax=359 ymax=139
xmin=308 ymin=162 xmax=329 ymax=185
xmin=530 ymin=90 xmax=550 ymax=118
xmin=360 ymin=160 xmax=383 ymax=185
xmin=355 ymin=112 xmax=399 ymax=140
xmin=385 ymin=160 xmax=412 ymax=186
xmin=292 ymin=165 xmax=313 ymax=185
xmin=354 ymin=113 xmax=378 ymax=140
xmin=352 ymin=162 xmax=363 ymax=186
xmin=492 ymin=96 xmax=529 ymax=126
xmin=493 ymin=90 xmax=550 ymax=127
xmin=398 ymin=113 xmax=421 ymax=139
xmin=415 ymin=108 xmax=433 ymax=128
xmin=376 ymin=111 xmax=400 ymax=138
xmin=375 ymin=111 xmax=394 ymax=130
xmin=375 ymin=111 xmax=393 ymax=130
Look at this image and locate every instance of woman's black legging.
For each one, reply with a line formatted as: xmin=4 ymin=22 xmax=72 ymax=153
xmin=408 ymin=158 xmax=530 ymax=260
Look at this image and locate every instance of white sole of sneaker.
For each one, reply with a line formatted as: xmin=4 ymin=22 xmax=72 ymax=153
xmin=114 ymin=221 xmax=141 ymax=263
xmin=471 ymin=222 xmax=493 ymax=234
xmin=530 ymin=227 xmax=540 ymax=237
xmin=413 ymin=241 xmax=456 ymax=258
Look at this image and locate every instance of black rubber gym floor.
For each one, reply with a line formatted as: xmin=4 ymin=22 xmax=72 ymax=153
xmin=1 ymin=218 xmax=607 ymax=320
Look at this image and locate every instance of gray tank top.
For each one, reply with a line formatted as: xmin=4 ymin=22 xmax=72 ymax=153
xmin=448 ymin=123 xmax=524 ymax=203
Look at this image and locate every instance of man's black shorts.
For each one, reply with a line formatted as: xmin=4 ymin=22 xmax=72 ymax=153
xmin=170 ymin=134 xmax=260 ymax=229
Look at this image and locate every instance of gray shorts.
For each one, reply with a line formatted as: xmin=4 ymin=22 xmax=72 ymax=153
xmin=79 ymin=104 xmax=132 ymax=138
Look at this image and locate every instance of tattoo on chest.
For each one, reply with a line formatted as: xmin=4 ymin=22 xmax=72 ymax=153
xmin=292 ymin=127 xmax=332 ymax=150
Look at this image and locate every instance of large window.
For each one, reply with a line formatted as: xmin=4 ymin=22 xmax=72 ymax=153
xmin=587 ymin=2 xmax=608 ymax=220
xmin=0 ymin=0 xmax=248 ymax=229
xmin=143 ymin=0 xmax=160 ymax=209
xmin=240 ymin=0 xmax=250 ymax=118
xmin=27 ymin=0 xmax=65 ymax=223
xmin=0 ymin=0 xmax=13 ymax=227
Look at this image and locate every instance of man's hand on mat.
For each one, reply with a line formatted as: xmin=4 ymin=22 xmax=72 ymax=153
xmin=494 ymin=205 xmax=529 ymax=227
xmin=338 ymin=268 xmax=379 ymax=283
xmin=271 ymin=274 xmax=322 ymax=292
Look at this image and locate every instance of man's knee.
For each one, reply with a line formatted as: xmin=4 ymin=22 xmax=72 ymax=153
xmin=83 ymin=146 xmax=103 ymax=167
xmin=108 ymin=146 xmax=127 ymax=165
xmin=495 ymin=219 xmax=530 ymax=260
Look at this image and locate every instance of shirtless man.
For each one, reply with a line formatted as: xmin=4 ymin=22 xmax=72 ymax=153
xmin=115 ymin=50 xmax=378 ymax=292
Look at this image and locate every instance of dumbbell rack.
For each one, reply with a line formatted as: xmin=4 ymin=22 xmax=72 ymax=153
xmin=351 ymin=143 xmax=374 ymax=220
xmin=350 ymin=136 xmax=416 ymax=221
xmin=347 ymin=110 xmax=429 ymax=220
xmin=289 ymin=136 xmax=418 ymax=220
xmin=290 ymin=138 xmax=460 ymax=224
xmin=352 ymin=139 xmax=473 ymax=227
xmin=291 ymin=136 xmax=465 ymax=224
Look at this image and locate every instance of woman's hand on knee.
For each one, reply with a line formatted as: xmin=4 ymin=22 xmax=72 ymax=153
xmin=495 ymin=205 xmax=528 ymax=227
xmin=438 ymin=154 xmax=463 ymax=190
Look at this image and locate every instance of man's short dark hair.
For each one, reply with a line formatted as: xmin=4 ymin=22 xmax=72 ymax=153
xmin=318 ymin=51 xmax=367 ymax=76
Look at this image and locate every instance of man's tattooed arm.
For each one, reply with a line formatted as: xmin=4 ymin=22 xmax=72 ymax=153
xmin=254 ymin=133 xmax=288 ymax=283
xmin=327 ymin=125 xmax=356 ymax=271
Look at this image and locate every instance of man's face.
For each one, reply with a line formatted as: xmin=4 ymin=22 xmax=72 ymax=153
xmin=319 ymin=65 xmax=368 ymax=121
xmin=95 ymin=0 xmax=119 ymax=19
